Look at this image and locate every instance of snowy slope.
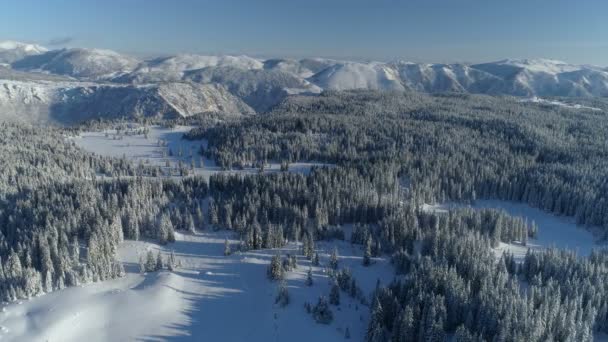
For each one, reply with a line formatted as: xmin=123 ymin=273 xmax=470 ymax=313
xmin=0 ymin=80 xmax=253 ymax=123
xmin=116 ymin=54 xmax=264 ymax=83
xmin=309 ymin=61 xmax=405 ymax=91
xmin=12 ymin=48 xmax=140 ymax=80
xmin=72 ymin=125 xmax=328 ymax=180
xmin=0 ymin=230 xmax=393 ymax=342
xmin=471 ymin=58 xmax=608 ymax=97
xmin=0 ymin=40 xmax=48 ymax=64
xmin=393 ymin=62 xmax=502 ymax=93
xmin=184 ymin=66 xmax=321 ymax=111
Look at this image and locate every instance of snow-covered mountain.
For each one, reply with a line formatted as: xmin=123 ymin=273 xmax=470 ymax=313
xmin=184 ymin=66 xmax=321 ymax=112
xmin=309 ymin=61 xmax=405 ymax=91
xmin=0 ymin=79 xmax=253 ymax=123
xmin=115 ymin=54 xmax=263 ymax=83
xmin=12 ymin=48 xmax=140 ymax=80
xmin=0 ymin=40 xmax=48 ymax=64
xmin=470 ymin=59 xmax=608 ymax=97
xmin=0 ymin=41 xmax=607 ymax=123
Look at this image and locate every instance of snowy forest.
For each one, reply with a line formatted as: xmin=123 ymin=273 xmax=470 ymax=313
xmin=1 ymin=90 xmax=608 ymax=341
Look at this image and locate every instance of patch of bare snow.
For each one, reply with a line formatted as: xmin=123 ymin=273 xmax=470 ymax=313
xmin=520 ymin=96 xmax=602 ymax=111
xmin=70 ymin=124 xmax=330 ymax=180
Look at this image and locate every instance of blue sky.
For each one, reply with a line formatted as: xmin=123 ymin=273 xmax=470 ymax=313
xmin=1 ymin=0 xmax=606 ymax=64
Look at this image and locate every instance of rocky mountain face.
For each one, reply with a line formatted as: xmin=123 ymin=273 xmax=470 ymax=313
xmin=1 ymin=41 xmax=607 ymax=124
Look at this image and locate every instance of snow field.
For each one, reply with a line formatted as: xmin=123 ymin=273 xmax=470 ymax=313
xmin=71 ymin=125 xmax=328 ymax=180
xmin=0 ymin=230 xmax=393 ymax=341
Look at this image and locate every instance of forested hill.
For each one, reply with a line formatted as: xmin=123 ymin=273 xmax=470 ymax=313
xmin=190 ymin=90 xmax=608 ymax=233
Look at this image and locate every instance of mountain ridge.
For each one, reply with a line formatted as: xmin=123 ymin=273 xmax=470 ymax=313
xmin=1 ymin=41 xmax=606 ymax=123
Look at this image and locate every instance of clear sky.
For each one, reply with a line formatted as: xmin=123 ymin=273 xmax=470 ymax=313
xmin=1 ymin=0 xmax=606 ymax=65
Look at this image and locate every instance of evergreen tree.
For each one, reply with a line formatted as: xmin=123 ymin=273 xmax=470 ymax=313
xmin=224 ymin=238 xmax=231 ymax=256
xmin=330 ymin=247 xmax=339 ymax=270
xmin=155 ymin=251 xmax=164 ymax=271
xmin=306 ymin=267 xmax=314 ymax=286
xmin=363 ymin=236 xmax=372 ymax=266
xmin=312 ymin=252 xmax=320 ymax=266
xmin=312 ymin=296 xmax=334 ymax=324
xmin=145 ymin=251 xmax=156 ymax=272
xmin=267 ymin=254 xmax=284 ymax=281
xmin=330 ymin=281 xmax=341 ymax=305
xmin=275 ymin=279 xmax=290 ymax=307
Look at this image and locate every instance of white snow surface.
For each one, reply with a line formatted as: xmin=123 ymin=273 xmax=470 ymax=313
xmin=0 ymin=80 xmax=253 ymax=123
xmin=0 ymin=41 xmax=48 ymax=64
xmin=0 ymin=41 xmax=47 ymax=53
xmin=0 ymin=230 xmax=393 ymax=341
xmin=519 ymin=96 xmax=602 ymax=111
xmin=72 ymin=125 xmax=328 ymax=179
xmin=125 ymin=54 xmax=264 ymax=83
xmin=423 ymin=200 xmax=603 ymax=260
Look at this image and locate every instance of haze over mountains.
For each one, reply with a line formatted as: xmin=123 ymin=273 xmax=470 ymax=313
xmin=1 ymin=41 xmax=607 ymax=123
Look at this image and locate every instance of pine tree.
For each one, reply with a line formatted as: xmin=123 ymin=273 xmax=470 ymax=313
xmin=209 ymin=202 xmax=219 ymax=227
xmin=267 ymin=254 xmax=284 ymax=281
xmin=366 ymin=298 xmax=385 ymax=342
xmin=312 ymin=252 xmax=320 ymax=266
xmin=312 ymin=296 xmax=333 ymax=324
xmin=275 ymin=279 xmax=290 ymax=307
xmin=330 ymin=281 xmax=341 ymax=305
xmin=145 ymin=250 xmax=156 ymax=272
xmin=224 ymin=238 xmax=231 ymax=256
xmin=155 ymin=251 xmax=164 ymax=271
xmin=158 ymin=214 xmax=173 ymax=245
xmin=363 ymin=236 xmax=372 ymax=266
xmin=139 ymin=255 xmax=146 ymax=274
xmin=349 ymin=278 xmax=358 ymax=298
xmin=306 ymin=267 xmax=314 ymax=286
xmin=330 ymin=247 xmax=339 ymax=270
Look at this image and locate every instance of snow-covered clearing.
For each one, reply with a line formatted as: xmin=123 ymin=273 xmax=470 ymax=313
xmin=0 ymin=231 xmax=393 ymax=341
xmin=70 ymin=125 xmax=328 ymax=179
xmin=519 ymin=96 xmax=603 ymax=111
xmin=423 ymin=200 xmax=603 ymax=260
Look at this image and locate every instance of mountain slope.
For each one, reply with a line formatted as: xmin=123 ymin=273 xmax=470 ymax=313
xmin=471 ymin=59 xmax=608 ymax=97
xmin=0 ymin=41 xmax=48 ymax=64
xmin=115 ymin=54 xmax=264 ymax=83
xmin=309 ymin=62 xmax=405 ymax=91
xmin=12 ymin=48 xmax=140 ymax=80
xmin=185 ymin=66 xmax=321 ymax=112
xmin=0 ymin=80 xmax=253 ymax=124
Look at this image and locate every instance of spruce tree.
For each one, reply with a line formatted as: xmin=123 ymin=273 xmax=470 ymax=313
xmin=155 ymin=251 xmax=164 ymax=271
xmin=224 ymin=238 xmax=231 ymax=256
xmin=330 ymin=247 xmax=339 ymax=270
xmin=267 ymin=254 xmax=284 ymax=281
xmin=363 ymin=236 xmax=372 ymax=266
xmin=275 ymin=279 xmax=290 ymax=307
xmin=145 ymin=250 xmax=156 ymax=272
xmin=330 ymin=281 xmax=341 ymax=305
xmin=306 ymin=267 xmax=314 ymax=286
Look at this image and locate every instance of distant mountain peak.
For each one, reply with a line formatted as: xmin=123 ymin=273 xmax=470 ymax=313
xmin=0 ymin=40 xmax=48 ymax=53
